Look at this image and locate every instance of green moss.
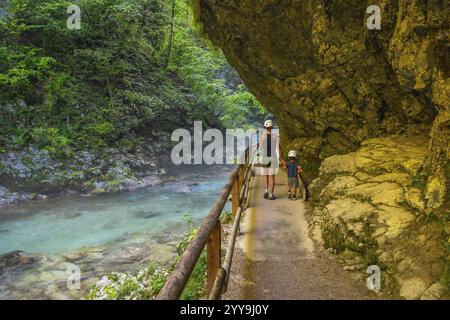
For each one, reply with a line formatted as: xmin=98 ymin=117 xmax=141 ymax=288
xmin=381 ymin=265 xmax=401 ymax=299
xmin=360 ymin=239 xmax=379 ymax=266
xmin=302 ymin=160 xmax=321 ymax=185
xmin=412 ymin=171 xmax=427 ymax=192
xmin=323 ymin=223 xmax=347 ymax=253
xmin=350 ymin=194 xmax=375 ymax=206
xmin=323 ymin=217 xmax=379 ymax=267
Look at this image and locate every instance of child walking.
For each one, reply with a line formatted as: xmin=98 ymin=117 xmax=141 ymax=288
xmin=284 ymin=150 xmax=302 ymax=200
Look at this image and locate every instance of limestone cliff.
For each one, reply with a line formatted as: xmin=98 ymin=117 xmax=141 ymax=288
xmin=195 ymin=0 xmax=448 ymax=203
xmin=194 ymin=0 xmax=449 ymax=298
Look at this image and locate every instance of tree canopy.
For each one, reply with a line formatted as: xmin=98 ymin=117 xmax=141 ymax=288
xmin=0 ymin=0 xmax=267 ymax=157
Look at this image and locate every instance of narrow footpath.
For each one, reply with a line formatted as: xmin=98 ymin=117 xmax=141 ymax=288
xmin=224 ymin=171 xmax=372 ymax=300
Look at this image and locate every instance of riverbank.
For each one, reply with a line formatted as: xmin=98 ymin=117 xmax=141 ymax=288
xmin=86 ymin=210 xmax=234 ymax=300
xmin=0 ymin=146 xmax=165 ymax=207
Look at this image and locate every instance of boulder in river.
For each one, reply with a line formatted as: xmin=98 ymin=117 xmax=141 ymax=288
xmin=0 ymin=251 xmax=38 ymax=273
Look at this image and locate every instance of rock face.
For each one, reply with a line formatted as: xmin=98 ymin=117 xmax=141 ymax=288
xmin=195 ymin=1 xmax=449 ymax=298
xmin=195 ymin=0 xmax=448 ymax=204
xmin=309 ymin=135 xmax=448 ymax=299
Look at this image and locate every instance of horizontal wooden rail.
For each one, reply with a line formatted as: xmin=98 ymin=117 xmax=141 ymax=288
xmin=156 ymin=165 xmax=243 ymax=300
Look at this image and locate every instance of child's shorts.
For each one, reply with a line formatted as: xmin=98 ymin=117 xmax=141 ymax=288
xmin=288 ymin=177 xmax=299 ymax=188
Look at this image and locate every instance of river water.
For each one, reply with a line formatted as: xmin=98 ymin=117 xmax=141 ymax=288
xmin=0 ymin=166 xmax=231 ymax=299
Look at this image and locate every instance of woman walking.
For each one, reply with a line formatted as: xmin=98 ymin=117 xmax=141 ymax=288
xmin=255 ymin=120 xmax=285 ymax=200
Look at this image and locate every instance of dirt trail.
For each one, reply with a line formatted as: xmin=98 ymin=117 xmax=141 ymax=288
xmin=223 ymin=171 xmax=372 ymax=300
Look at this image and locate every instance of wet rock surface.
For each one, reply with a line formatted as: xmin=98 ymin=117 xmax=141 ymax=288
xmin=0 ymin=251 xmax=38 ymax=273
xmin=0 ymin=185 xmax=48 ymax=206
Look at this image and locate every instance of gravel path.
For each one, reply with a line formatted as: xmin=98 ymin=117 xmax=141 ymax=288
xmin=223 ymin=171 xmax=373 ymax=300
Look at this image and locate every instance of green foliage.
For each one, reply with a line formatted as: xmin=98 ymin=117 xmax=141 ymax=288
xmin=31 ymin=127 xmax=72 ymax=157
xmin=220 ymin=210 xmax=232 ymax=224
xmin=158 ymin=227 xmax=207 ymax=300
xmin=174 ymin=228 xmax=208 ymax=300
xmin=1 ymin=0 xmax=265 ymax=158
xmin=182 ymin=212 xmax=194 ymax=229
xmin=86 ymin=227 xmax=207 ymax=300
xmin=222 ymin=87 xmax=267 ymax=129
xmin=180 ymin=250 xmax=207 ymax=300
xmin=176 ymin=227 xmax=198 ymax=256
xmin=93 ymin=122 xmax=115 ymax=136
xmin=168 ymin=0 xmax=267 ymax=129
xmin=147 ymin=266 xmax=167 ymax=295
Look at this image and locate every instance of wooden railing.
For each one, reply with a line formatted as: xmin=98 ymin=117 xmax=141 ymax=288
xmin=208 ymin=164 xmax=252 ymax=299
xmin=157 ymin=157 xmax=252 ymax=300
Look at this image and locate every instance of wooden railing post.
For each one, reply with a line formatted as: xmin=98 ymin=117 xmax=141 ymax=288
xmin=239 ymin=165 xmax=245 ymax=190
xmin=157 ymin=161 xmax=249 ymax=300
xmin=207 ymin=220 xmax=221 ymax=297
xmin=231 ymin=177 xmax=240 ymax=221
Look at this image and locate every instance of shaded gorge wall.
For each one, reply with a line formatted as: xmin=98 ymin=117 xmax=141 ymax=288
xmin=193 ymin=0 xmax=448 ymax=210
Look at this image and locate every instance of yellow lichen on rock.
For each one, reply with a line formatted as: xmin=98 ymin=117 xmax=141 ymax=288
xmin=309 ymin=135 xmax=447 ymax=299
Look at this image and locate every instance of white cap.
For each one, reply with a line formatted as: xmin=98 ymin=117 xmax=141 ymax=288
xmin=264 ymin=119 xmax=273 ymax=128
xmin=288 ymin=150 xmax=297 ymax=158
